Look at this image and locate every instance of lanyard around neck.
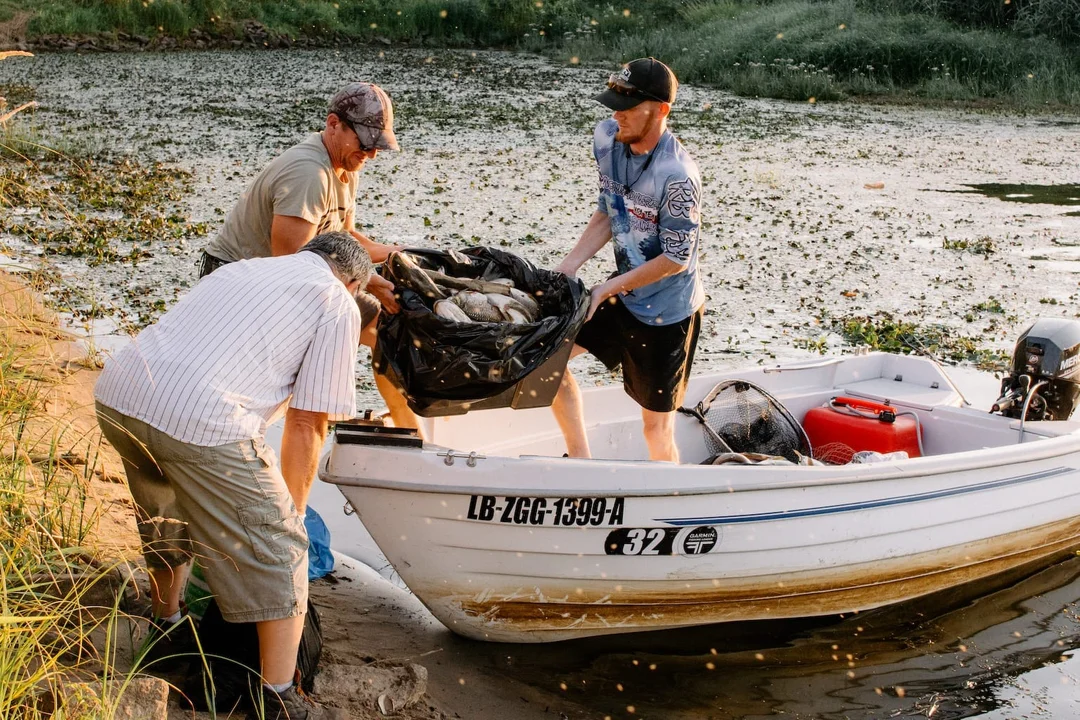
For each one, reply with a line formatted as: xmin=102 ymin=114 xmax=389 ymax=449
xmin=617 ymin=140 xmax=657 ymax=195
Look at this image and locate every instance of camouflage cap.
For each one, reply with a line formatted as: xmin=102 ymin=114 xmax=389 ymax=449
xmin=328 ymin=82 xmax=399 ymax=151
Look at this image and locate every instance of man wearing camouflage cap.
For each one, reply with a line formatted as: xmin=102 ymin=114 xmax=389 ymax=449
xmin=200 ymin=81 xmax=420 ymax=432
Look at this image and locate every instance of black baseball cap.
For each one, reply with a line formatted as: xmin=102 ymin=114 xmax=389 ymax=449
xmin=593 ymin=57 xmax=678 ymax=111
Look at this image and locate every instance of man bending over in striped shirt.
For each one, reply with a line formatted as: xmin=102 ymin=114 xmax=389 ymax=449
xmin=96 ymin=231 xmax=366 ymax=720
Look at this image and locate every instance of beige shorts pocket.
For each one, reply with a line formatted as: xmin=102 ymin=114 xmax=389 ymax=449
xmin=237 ymin=501 xmax=306 ymax=566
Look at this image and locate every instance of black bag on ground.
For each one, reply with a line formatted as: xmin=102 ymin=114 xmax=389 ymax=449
xmin=182 ymin=598 xmax=322 ymax=713
xmin=375 ymin=247 xmax=589 ymax=416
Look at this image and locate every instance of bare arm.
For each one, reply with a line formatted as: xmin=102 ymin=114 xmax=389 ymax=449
xmin=587 ymin=255 xmax=685 ymax=320
xmin=346 ymin=204 xmax=401 ymax=263
xmin=279 ymin=407 xmax=329 ymax=513
xmin=348 ymin=228 xmax=402 ymax=264
xmin=554 ymin=210 xmax=612 ymax=277
xmin=270 ymin=215 xmax=318 ymax=256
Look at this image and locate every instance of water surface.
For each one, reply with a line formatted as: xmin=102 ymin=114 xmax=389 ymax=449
xmin=3 ymin=48 xmax=1080 ymax=719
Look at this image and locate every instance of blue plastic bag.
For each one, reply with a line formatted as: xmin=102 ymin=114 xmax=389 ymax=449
xmin=305 ymin=506 xmax=335 ymax=580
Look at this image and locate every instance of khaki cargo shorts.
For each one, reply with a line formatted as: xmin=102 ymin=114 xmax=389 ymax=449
xmin=96 ymin=402 xmax=308 ymax=623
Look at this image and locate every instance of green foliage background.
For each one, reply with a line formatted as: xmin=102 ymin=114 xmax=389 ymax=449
xmin=3 ymin=0 xmax=1080 ymax=106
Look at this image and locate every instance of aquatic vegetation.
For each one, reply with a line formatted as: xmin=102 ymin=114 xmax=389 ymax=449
xmin=942 ymin=236 xmax=996 ymax=256
xmin=0 ymin=155 xmax=208 ymax=287
xmin=972 ymin=298 xmax=1006 ymax=314
xmin=831 ymin=311 xmax=1009 ymax=369
xmin=0 ymin=150 xmax=207 ymax=330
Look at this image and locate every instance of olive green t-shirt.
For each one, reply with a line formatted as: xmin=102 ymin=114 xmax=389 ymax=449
xmin=204 ymin=133 xmax=359 ymax=262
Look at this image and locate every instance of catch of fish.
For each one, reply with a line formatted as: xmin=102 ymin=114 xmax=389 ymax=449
xmin=389 ymin=252 xmax=542 ymax=325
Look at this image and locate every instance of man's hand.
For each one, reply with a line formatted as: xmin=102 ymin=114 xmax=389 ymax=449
xmin=586 ymin=280 xmax=615 ymax=321
xmin=366 ymin=273 xmax=400 ymax=313
xmin=554 ymin=259 xmax=579 ymax=277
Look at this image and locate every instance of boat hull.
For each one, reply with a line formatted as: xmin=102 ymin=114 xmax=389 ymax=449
xmin=331 ymin=456 xmax=1080 ymax=642
xmin=322 ymin=354 xmax=1080 ymax=642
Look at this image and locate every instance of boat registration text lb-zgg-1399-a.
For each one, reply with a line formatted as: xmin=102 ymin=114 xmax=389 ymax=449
xmin=467 ymin=495 xmax=625 ymax=526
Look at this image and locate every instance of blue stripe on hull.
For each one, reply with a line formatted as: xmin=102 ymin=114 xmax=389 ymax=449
xmin=655 ymin=466 xmax=1077 ymax=527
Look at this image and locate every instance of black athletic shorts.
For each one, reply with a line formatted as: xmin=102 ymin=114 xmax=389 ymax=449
xmin=573 ymin=296 xmax=703 ymax=413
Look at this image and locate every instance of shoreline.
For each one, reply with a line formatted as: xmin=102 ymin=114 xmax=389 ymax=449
xmin=12 ymin=41 xmax=1080 ymax=117
xmin=0 ymin=268 xmax=585 ymax=719
xmin=2 ymin=43 xmax=1080 ymax=718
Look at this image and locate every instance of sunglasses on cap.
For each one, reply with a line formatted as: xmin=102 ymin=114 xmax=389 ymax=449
xmin=606 ymin=74 xmax=667 ymax=104
xmin=337 ymin=113 xmax=383 ymax=152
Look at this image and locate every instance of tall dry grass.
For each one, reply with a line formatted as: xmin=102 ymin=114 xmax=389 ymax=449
xmin=0 ymin=271 xmax=130 ymax=719
xmin=0 ymin=51 xmax=158 ymax=718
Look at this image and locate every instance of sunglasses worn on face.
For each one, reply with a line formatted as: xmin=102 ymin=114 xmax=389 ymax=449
xmin=606 ymin=75 xmax=666 ymax=103
xmin=338 ymin=114 xmax=382 ymax=152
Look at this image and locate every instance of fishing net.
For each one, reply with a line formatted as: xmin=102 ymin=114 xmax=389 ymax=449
xmin=680 ymin=380 xmax=812 ymax=463
xmin=813 ymin=441 xmax=861 ymax=466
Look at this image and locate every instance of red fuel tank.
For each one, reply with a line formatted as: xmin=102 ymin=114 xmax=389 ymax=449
xmin=802 ymin=396 xmax=921 ymax=464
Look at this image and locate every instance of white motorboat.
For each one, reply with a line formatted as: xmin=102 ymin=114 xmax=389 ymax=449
xmin=320 ymin=319 xmax=1080 ymax=643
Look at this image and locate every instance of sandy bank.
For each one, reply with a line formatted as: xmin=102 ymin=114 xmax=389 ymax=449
xmin=0 ymin=269 xmax=590 ymax=719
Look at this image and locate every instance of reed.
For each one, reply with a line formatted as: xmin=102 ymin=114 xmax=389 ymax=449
xmin=0 ymin=62 xmax=149 ymax=710
xmin=0 ymin=277 xmax=114 ymax=719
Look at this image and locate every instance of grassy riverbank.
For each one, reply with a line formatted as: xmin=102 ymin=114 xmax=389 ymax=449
xmin=0 ymin=63 xmax=160 ymax=715
xmin=5 ymin=0 xmax=1080 ymax=107
xmin=0 ymin=269 xmax=128 ymax=720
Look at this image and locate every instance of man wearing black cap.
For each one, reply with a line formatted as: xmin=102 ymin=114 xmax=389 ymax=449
xmin=552 ymin=58 xmax=705 ymax=462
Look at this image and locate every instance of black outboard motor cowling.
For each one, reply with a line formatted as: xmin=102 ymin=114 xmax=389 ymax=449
xmin=993 ymin=318 xmax=1080 ymax=421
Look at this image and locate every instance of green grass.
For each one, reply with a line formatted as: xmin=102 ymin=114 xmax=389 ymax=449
xmin=562 ymin=1 xmax=1080 ymax=105
xmin=0 ymin=252 xmax=175 ymax=720
xmin=0 ymin=283 xmax=116 ymax=720
xmin=8 ymin=0 xmax=1080 ymax=107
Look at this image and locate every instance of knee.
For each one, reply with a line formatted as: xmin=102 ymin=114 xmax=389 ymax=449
xmin=642 ymin=411 xmax=673 ymax=437
xmin=557 ymin=369 xmax=576 ymax=392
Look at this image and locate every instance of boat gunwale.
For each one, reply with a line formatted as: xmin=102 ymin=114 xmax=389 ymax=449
xmin=320 ymin=429 xmax=1080 ymax=497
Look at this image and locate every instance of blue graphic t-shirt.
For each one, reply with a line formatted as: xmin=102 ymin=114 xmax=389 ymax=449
xmin=594 ymin=118 xmax=705 ymax=326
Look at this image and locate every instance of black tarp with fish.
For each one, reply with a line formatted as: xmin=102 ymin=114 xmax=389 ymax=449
xmin=374 ymin=247 xmax=589 ymax=416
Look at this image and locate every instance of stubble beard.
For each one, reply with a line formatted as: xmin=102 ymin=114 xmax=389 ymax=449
xmin=615 ymin=128 xmax=643 ymax=145
xmin=614 ymin=110 xmax=654 ymax=147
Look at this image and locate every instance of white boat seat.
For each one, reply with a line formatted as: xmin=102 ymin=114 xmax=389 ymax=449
xmin=1009 ymin=419 xmax=1080 ymax=438
xmin=841 ymin=378 xmax=962 ymax=410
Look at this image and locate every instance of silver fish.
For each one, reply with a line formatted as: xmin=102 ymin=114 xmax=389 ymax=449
xmin=451 ymin=291 xmax=503 ymax=323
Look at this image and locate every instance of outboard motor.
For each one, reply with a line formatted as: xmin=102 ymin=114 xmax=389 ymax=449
xmin=992 ymin=318 xmax=1080 ymax=421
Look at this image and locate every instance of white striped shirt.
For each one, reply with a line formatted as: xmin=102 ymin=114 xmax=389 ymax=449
xmin=95 ymin=252 xmax=362 ymax=446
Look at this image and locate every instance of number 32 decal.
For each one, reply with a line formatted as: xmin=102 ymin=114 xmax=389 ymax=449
xmin=622 ymin=528 xmax=668 ymax=555
xmin=605 ymin=526 xmax=719 ymax=556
